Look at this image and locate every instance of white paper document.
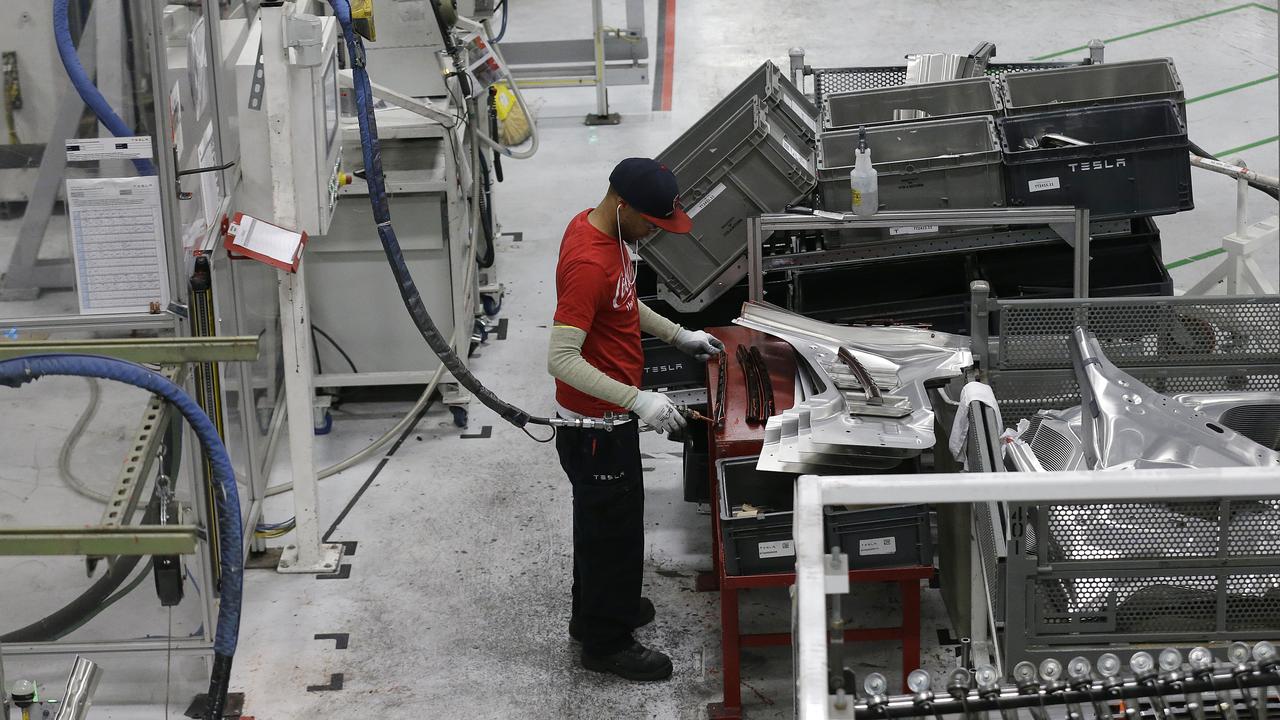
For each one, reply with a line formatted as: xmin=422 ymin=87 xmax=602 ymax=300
xmin=66 ymin=177 xmax=171 ymax=315
xmin=197 ymin=123 xmax=221 ymax=230
xmin=227 ymin=214 xmax=305 ymax=268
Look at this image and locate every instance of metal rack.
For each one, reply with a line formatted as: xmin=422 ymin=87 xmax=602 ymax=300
xmin=810 ymin=62 xmax=1088 ymax=105
xmin=969 ymin=287 xmax=1280 ymax=425
xmin=745 ymin=208 xmax=1092 ymax=302
xmin=793 ymin=467 xmax=1280 ymax=720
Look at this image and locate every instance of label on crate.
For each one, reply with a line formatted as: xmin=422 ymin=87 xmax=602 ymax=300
xmin=758 ymin=539 xmax=795 ymax=559
xmin=859 ymin=536 xmax=897 ymax=556
xmin=65 ymin=136 xmax=153 ymax=161
xmin=1028 ymin=177 xmax=1061 ymax=193
xmin=889 ymin=225 xmax=940 ymax=237
xmin=686 ymin=183 xmax=727 ymax=219
xmin=778 ymin=135 xmax=811 ymax=169
xmin=783 ymin=94 xmax=817 ymax=134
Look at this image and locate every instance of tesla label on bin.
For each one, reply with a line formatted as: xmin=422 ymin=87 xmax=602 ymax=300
xmin=686 ymin=183 xmax=727 ymax=219
xmin=859 ymin=536 xmax=897 ymax=556
xmin=1028 ymin=177 xmax=1061 ymax=193
xmin=758 ymin=540 xmax=795 ymax=559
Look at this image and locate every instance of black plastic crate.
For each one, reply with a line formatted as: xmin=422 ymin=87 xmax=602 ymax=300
xmin=641 ymin=336 xmax=704 ymax=390
xmin=825 ymin=504 xmax=933 ymax=569
xmin=717 ymin=457 xmax=798 ymax=576
xmin=789 ymin=217 xmax=1171 ymax=333
xmin=790 ymin=254 xmax=976 ymax=333
xmin=999 ymin=100 xmax=1193 ymax=219
xmin=978 ymin=218 xmax=1170 ymax=299
xmin=683 ymin=420 xmax=711 ymax=504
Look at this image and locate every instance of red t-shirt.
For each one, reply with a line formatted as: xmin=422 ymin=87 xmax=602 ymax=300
xmin=553 ymin=209 xmax=643 ymax=417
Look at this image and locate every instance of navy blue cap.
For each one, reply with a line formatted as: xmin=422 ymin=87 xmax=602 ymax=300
xmin=608 ymin=158 xmax=692 ymax=233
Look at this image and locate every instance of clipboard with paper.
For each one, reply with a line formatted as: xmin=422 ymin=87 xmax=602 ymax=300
xmin=223 ymin=212 xmax=308 ymax=272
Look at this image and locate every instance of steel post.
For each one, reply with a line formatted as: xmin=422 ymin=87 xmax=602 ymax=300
xmin=262 ymin=1 xmax=341 ymax=574
xmin=592 ymin=0 xmax=606 ymax=116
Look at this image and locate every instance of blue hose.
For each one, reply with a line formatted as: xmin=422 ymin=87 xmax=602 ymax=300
xmin=326 ymin=0 xmax=544 ymax=429
xmin=0 ymin=354 xmax=240 ymax=719
xmin=53 ymin=0 xmax=156 ymax=176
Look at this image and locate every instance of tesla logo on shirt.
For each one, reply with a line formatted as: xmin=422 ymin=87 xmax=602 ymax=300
xmin=612 ymin=273 xmax=635 ymax=311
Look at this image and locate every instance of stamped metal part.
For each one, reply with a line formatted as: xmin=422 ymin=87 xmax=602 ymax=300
xmin=734 ymin=302 xmax=973 ymax=472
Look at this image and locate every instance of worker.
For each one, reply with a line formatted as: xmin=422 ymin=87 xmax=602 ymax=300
xmin=547 ymin=158 xmax=724 ymax=681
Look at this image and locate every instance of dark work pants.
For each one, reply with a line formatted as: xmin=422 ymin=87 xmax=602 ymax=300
xmin=555 ymin=419 xmax=645 ymax=656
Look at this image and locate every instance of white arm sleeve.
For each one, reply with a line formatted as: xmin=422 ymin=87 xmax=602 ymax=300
xmin=546 ymin=324 xmax=640 ymax=410
xmin=638 ymin=300 xmax=681 ymax=344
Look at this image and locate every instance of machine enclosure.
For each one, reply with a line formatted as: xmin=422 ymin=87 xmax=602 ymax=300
xmin=234 ymin=12 xmax=342 ymax=236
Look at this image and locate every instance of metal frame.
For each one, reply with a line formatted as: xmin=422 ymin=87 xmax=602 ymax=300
xmin=0 ymin=527 xmax=197 ymax=557
xmin=794 ymin=466 xmax=1280 ymax=720
xmin=745 ymin=208 xmax=1091 ymax=302
xmin=501 ymin=0 xmax=646 ymax=122
xmin=1185 ymin=155 xmax=1280 ymax=296
xmin=961 ymin=290 xmax=1280 ymax=672
xmin=0 ymin=336 xmax=260 ymax=363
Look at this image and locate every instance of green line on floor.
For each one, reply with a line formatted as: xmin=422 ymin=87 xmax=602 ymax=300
xmin=1169 ymin=133 xmax=1278 ymax=271
xmin=1215 ymin=135 xmax=1280 ymax=157
xmin=1033 ymin=3 xmax=1260 ymax=60
xmin=1250 ymin=3 xmax=1278 ymax=13
xmin=1166 ymin=247 xmax=1227 ymax=270
xmin=1187 ymin=73 xmax=1279 ymax=104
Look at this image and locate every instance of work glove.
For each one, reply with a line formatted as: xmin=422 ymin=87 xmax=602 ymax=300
xmin=673 ymin=328 xmax=725 ymax=361
xmin=629 ymin=390 xmax=688 ymax=435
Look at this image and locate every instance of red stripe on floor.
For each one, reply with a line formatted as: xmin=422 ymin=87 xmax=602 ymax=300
xmin=660 ymin=0 xmax=677 ymax=111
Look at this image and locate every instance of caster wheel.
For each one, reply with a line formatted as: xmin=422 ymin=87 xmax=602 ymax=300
xmin=450 ymin=406 xmax=469 ymax=428
xmin=481 ymin=294 xmax=502 ymax=317
xmin=313 ymin=410 xmax=333 ymax=435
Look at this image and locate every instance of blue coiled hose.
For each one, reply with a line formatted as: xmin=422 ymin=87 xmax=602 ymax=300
xmin=53 ymin=0 xmax=156 ymax=176
xmin=0 ymin=354 xmax=241 ymax=720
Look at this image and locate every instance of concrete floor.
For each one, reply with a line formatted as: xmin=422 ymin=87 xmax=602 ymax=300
xmin=0 ymin=1 xmax=1277 ymax=718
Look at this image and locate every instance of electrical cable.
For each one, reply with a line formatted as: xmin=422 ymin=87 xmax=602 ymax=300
xmin=0 ymin=354 xmax=242 ymax=720
xmin=311 ymin=324 xmax=359 ymax=373
xmin=56 ymin=560 xmax=156 ymax=640
xmin=1189 ymin=139 xmax=1280 ymax=201
xmin=263 ymin=363 xmax=446 ymax=497
xmin=452 ymin=13 xmax=540 ymax=160
xmin=491 ymin=0 xmax=508 ymax=43
xmin=52 ymin=0 xmax=155 ymax=176
xmin=476 ymin=154 xmax=496 ymax=268
xmin=329 ymin=0 xmax=553 ymax=431
xmin=1 ymin=487 xmax=164 ymax=643
xmin=58 ymin=377 xmax=110 ymax=503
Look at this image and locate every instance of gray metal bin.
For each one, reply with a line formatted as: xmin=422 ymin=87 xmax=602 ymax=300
xmin=1000 ymin=58 xmax=1184 ymax=117
xmin=823 ymin=76 xmax=1002 ymax=129
xmin=641 ymin=96 xmax=817 ymax=308
xmin=817 ymin=116 xmax=1005 ymax=213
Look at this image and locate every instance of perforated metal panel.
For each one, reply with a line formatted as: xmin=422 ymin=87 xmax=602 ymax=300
xmin=1226 ymin=574 xmax=1280 ymax=631
xmin=997 ymin=370 xmax=1280 ymax=426
xmin=995 ymin=299 xmax=1280 ymax=370
xmin=1223 ymin=405 xmax=1280 ymax=450
xmin=1041 ymin=501 xmax=1280 ymax=561
xmin=812 ymin=62 xmax=1080 ymax=104
xmin=1034 ymin=574 xmax=1221 ymax=634
xmin=990 ymin=295 xmax=1280 ymax=667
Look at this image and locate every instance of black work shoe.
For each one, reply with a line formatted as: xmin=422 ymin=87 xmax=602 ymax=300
xmin=569 ymin=597 xmax=656 ymax=641
xmin=581 ymin=641 xmax=673 ymax=681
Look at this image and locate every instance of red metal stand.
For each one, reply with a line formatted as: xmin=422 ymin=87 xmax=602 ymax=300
xmin=702 ymin=327 xmax=931 ymax=719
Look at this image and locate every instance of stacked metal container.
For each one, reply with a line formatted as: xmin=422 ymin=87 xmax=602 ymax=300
xmin=639 ymin=61 xmax=820 ymax=311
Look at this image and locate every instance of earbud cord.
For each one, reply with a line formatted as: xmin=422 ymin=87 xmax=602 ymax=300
xmin=616 ymin=204 xmax=637 ymax=292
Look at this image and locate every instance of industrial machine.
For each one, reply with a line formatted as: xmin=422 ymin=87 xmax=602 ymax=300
xmin=0 ymin=0 xmax=541 ymax=714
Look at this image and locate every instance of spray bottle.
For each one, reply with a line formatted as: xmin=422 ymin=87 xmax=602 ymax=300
xmin=849 ymin=126 xmax=878 ymax=217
